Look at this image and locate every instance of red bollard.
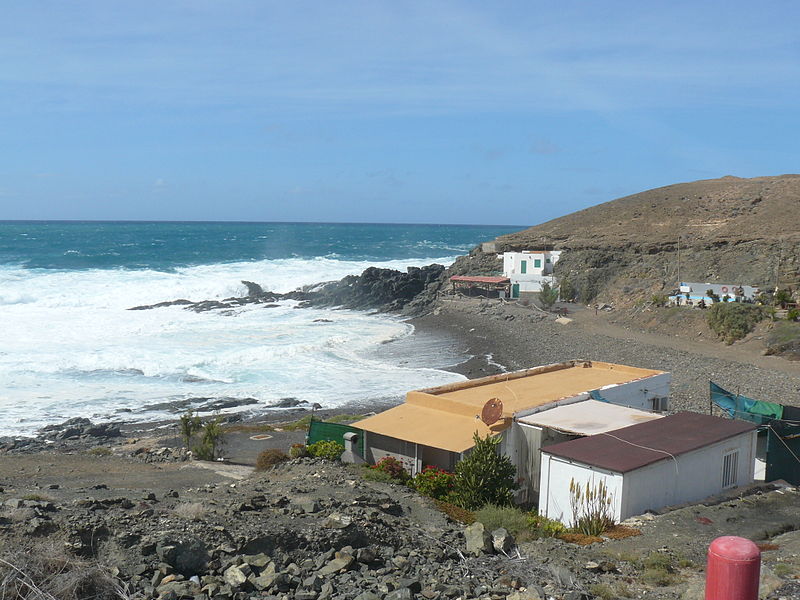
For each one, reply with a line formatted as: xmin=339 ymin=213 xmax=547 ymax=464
xmin=705 ymin=536 xmax=761 ymax=600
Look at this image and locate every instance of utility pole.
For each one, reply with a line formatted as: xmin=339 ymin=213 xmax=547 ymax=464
xmin=677 ymin=235 xmax=682 ymax=284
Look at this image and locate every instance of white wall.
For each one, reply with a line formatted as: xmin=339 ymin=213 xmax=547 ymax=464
xmin=592 ymin=373 xmax=672 ymax=412
xmin=621 ymin=431 xmax=757 ymax=518
xmin=539 ymin=454 xmax=625 ymax=524
xmin=540 ymin=429 xmax=757 ymax=524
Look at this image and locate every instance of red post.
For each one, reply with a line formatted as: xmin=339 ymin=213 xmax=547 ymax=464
xmin=705 ymin=536 xmax=761 ymax=600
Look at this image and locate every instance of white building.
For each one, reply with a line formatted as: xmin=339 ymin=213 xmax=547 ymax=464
xmin=669 ymin=282 xmax=760 ymax=306
xmin=539 ymin=412 xmax=757 ymax=525
xmin=502 ymin=250 xmax=562 ymax=296
xmin=353 ymin=360 xmax=671 ymax=504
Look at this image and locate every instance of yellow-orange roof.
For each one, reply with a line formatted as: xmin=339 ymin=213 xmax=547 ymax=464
xmin=419 ymin=361 xmax=662 ymax=417
xmin=353 ymin=361 xmax=664 ymax=453
xmin=356 ymin=403 xmax=508 ymax=453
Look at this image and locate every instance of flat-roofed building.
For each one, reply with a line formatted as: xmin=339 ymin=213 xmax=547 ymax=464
xmin=353 ymin=360 xmax=670 ymax=502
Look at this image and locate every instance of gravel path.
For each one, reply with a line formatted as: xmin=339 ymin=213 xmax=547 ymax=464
xmin=413 ymin=298 xmax=800 ymax=414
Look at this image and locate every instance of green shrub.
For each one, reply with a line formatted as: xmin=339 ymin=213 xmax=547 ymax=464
xmin=527 ymin=513 xmax=568 ymax=538
xmin=412 ymin=466 xmax=454 ymax=499
xmin=255 ymin=448 xmax=289 ymax=471
xmin=289 ymin=443 xmax=307 ymax=458
xmin=361 ymin=467 xmax=397 ymax=483
xmin=193 ymin=417 xmax=225 ymax=460
xmin=179 ymin=410 xmax=202 ymax=449
xmin=370 ymin=456 xmax=411 ymax=483
xmin=474 ymin=504 xmax=530 ymax=535
xmin=707 ymin=302 xmax=764 ymax=344
xmin=307 ymin=440 xmax=344 ymax=461
xmin=450 ymin=433 xmax=517 ymax=510
xmin=559 ymin=279 xmax=576 ymax=302
xmin=538 ymin=282 xmax=559 ymax=310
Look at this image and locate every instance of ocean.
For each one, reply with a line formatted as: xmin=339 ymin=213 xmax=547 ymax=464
xmin=0 ymin=221 xmax=521 ymax=436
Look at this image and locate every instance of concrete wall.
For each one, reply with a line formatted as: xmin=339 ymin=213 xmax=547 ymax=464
xmin=539 ymin=454 xmax=625 ymax=524
xmin=540 ymin=429 xmax=757 ymax=524
xmin=363 ymin=431 xmax=420 ymax=475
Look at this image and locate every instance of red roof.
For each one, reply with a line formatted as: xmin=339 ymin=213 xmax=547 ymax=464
xmin=450 ymin=275 xmax=510 ymax=284
xmin=541 ymin=412 xmax=756 ymax=473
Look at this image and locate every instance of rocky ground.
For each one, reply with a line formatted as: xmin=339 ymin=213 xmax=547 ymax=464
xmin=413 ymin=298 xmax=800 ymax=414
xmin=1 ymin=443 xmax=799 ymax=600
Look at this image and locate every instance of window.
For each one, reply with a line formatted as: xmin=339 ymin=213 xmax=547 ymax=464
xmin=545 ymin=258 xmax=551 ymax=264
xmin=520 ymin=261 xmax=527 ymax=274
xmin=722 ymin=450 xmax=739 ymax=489
xmin=534 ymin=259 xmax=541 ymax=268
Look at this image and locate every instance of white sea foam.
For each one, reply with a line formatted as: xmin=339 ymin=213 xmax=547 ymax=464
xmin=0 ymin=256 xmax=466 ymax=436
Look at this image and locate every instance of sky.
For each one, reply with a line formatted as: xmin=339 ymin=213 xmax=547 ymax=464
xmin=1 ymin=1 xmax=799 ymax=225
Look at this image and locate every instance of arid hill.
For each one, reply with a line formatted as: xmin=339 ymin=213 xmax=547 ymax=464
xmin=488 ymin=175 xmax=800 ymax=304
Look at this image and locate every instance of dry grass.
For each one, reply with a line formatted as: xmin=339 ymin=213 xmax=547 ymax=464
xmin=604 ymin=525 xmax=642 ymax=540
xmin=0 ymin=539 xmax=129 ymax=600
xmin=433 ymin=500 xmax=475 ymax=525
xmin=173 ymin=502 xmax=208 ymax=521
xmin=558 ymin=533 xmax=604 ymax=545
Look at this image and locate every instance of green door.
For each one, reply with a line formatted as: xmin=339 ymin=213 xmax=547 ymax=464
xmin=512 ymin=283 xmax=520 ymax=298
xmin=520 ymin=261 xmax=527 ymax=274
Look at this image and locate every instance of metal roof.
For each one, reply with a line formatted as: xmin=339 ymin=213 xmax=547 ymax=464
xmin=517 ymin=400 xmax=663 ymax=435
xmin=541 ymin=412 xmax=757 ymax=473
xmin=450 ymin=275 xmax=510 ymax=284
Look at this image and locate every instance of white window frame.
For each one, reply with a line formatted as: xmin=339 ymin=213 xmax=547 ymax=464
xmin=722 ymin=449 xmax=739 ymax=489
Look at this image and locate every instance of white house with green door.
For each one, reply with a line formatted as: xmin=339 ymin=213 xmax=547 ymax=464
xmin=503 ymin=250 xmax=562 ymax=297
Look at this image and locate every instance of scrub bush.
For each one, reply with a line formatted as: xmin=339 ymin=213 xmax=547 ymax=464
xmin=289 ymin=443 xmax=307 ymax=458
xmin=362 ymin=467 xmax=397 ymax=483
xmin=412 ymin=466 xmax=454 ymax=499
xmin=707 ymin=302 xmax=764 ymax=344
xmin=307 ymin=440 xmax=344 ymax=461
xmin=450 ymin=433 xmax=517 ymax=510
xmin=255 ymin=448 xmax=289 ymax=471
xmin=527 ymin=513 xmax=568 ymax=538
xmin=474 ymin=504 xmax=529 ymax=535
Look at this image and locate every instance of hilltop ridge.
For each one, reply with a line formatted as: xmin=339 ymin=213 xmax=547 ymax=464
xmin=486 ymin=174 xmax=800 ymax=304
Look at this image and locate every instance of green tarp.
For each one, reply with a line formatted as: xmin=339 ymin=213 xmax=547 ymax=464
xmin=307 ymin=420 xmax=364 ymax=455
xmin=709 ymin=381 xmax=783 ymax=425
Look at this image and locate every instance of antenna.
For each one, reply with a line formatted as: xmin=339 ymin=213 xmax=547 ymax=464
xmin=480 ymin=397 xmax=503 ymax=426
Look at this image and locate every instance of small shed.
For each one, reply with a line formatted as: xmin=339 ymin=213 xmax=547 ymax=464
xmin=450 ymin=275 xmax=510 ymax=298
xmin=514 ymin=400 xmax=664 ymax=503
xmin=539 ymin=412 xmax=757 ymax=525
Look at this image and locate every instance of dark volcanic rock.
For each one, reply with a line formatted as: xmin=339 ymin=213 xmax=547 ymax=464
xmin=295 ymin=265 xmax=446 ymax=312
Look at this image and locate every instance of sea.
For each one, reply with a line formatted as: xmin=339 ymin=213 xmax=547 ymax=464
xmin=0 ymin=221 xmax=522 ymax=436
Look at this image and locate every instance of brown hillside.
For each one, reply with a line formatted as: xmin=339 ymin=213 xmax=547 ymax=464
xmin=497 ymin=174 xmax=800 ymax=251
xmin=489 ymin=175 xmax=800 ymax=304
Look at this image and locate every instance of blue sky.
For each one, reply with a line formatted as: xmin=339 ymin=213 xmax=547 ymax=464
xmin=1 ymin=1 xmax=798 ymax=224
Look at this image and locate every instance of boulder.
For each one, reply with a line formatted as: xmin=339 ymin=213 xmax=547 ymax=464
xmin=491 ymin=527 xmax=515 ymax=554
xmin=464 ymin=522 xmax=493 ymax=556
xmin=155 ymin=536 xmax=209 ymax=576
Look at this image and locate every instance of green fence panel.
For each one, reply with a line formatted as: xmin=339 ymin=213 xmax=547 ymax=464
xmin=307 ymin=420 xmax=364 ymax=455
xmin=766 ymin=421 xmax=800 ymax=485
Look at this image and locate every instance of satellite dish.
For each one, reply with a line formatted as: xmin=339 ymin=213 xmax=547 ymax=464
xmin=480 ymin=397 xmax=503 ymax=426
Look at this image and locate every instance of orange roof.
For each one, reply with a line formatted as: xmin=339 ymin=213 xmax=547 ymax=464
xmin=354 ymin=361 xmax=665 ymax=453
